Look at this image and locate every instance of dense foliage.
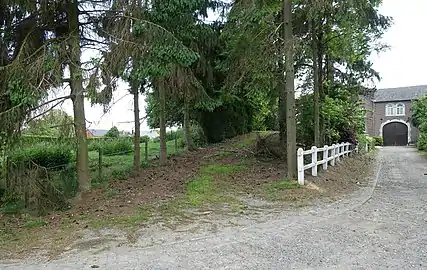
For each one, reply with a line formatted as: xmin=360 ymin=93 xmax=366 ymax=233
xmin=105 ymin=126 xmax=120 ymax=138
xmin=89 ymin=138 xmax=133 ymax=156
xmin=9 ymin=143 xmax=73 ymax=169
xmin=411 ymin=96 xmax=427 ymax=150
xmin=1 ymin=0 xmax=393 ymax=212
xmin=24 ymin=110 xmax=74 ymax=138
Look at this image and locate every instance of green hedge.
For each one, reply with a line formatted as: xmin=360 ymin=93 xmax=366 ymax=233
xmin=357 ymin=135 xmax=375 ymax=153
xmin=97 ymin=138 xmax=133 ymax=156
xmin=140 ymin=135 xmax=150 ymax=143
xmin=372 ymin=136 xmax=383 ymax=146
xmin=9 ymin=142 xmax=73 ymax=169
xmin=417 ymin=133 xmax=427 ymax=150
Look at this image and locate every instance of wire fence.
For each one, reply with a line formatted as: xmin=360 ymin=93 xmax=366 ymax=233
xmin=0 ymin=139 xmax=184 ymax=213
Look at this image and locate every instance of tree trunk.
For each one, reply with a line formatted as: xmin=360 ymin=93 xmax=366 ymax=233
xmin=183 ymin=91 xmax=195 ymax=151
xmin=318 ymin=35 xmax=325 ymax=146
xmin=278 ymin=62 xmax=286 ymax=149
xmin=132 ymin=85 xmax=141 ymax=172
xmin=68 ymin=0 xmax=90 ymax=191
xmin=278 ymin=11 xmax=286 ymax=149
xmin=326 ymin=53 xmax=334 ymax=94
xmin=284 ymin=0 xmax=297 ymax=179
xmin=311 ymin=20 xmax=320 ymax=147
xmin=158 ymin=79 xmax=167 ymax=165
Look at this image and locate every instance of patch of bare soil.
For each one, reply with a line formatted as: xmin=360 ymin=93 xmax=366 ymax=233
xmin=0 ymin=133 xmax=377 ymax=260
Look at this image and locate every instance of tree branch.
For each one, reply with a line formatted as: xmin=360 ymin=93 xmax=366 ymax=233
xmin=28 ymin=95 xmax=71 ymax=113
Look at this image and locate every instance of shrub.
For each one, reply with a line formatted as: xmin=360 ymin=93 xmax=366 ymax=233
xmin=100 ymin=138 xmax=133 ymax=156
xmin=176 ymin=124 xmax=207 ymax=148
xmin=88 ymin=139 xmax=103 ymax=151
xmin=417 ymin=133 xmax=427 ymax=150
xmin=140 ymin=135 xmax=150 ymax=143
xmin=166 ymin=129 xmax=182 ymax=142
xmin=357 ymin=135 xmax=375 ymax=153
xmin=372 ymin=136 xmax=383 ymax=146
xmin=189 ymin=123 xmax=207 ymax=147
xmin=9 ymin=142 xmax=73 ymax=169
xmin=105 ymin=126 xmax=120 ymax=138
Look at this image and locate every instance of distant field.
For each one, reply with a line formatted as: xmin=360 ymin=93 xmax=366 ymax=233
xmin=88 ymin=140 xmax=183 ymax=187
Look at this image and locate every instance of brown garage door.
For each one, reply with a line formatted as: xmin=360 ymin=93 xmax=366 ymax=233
xmin=382 ymin=122 xmax=408 ymax=146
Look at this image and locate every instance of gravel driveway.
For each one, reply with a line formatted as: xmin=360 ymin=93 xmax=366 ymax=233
xmin=2 ymin=147 xmax=427 ymax=270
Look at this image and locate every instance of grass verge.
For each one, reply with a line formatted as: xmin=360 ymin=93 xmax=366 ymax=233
xmin=262 ymin=179 xmax=300 ymax=200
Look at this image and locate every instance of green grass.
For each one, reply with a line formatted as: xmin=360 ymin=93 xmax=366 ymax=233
xmin=105 ymin=188 xmax=119 ymax=198
xmin=263 ymin=180 xmax=300 ymax=200
xmin=88 ymin=206 xmax=151 ymax=229
xmin=186 ymin=175 xmax=216 ymax=206
xmin=88 ymin=139 xmax=184 ymax=187
xmin=23 ymin=219 xmax=47 ymax=229
xmin=0 ymin=200 xmax=25 ymax=215
xmin=183 ymin=163 xmax=246 ymax=207
xmin=232 ymin=133 xmax=257 ymax=149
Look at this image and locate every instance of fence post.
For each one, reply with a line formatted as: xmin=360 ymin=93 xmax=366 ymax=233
xmin=145 ymin=141 xmax=148 ymax=162
xmin=335 ymin=144 xmax=340 ymax=163
xmin=5 ymin=156 xmax=10 ymax=190
xmin=331 ymin=144 xmax=336 ymax=166
xmin=297 ymin=148 xmax=304 ymax=185
xmin=323 ymin=145 xmax=328 ymax=171
xmin=311 ymin=146 xmax=317 ymax=177
xmin=344 ymin=143 xmax=347 ymax=156
xmin=98 ymin=147 xmax=103 ymax=182
xmin=343 ymin=143 xmax=346 ymax=156
xmin=175 ymin=131 xmax=178 ymax=152
xmin=365 ymin=141 xmax=369 ymax=153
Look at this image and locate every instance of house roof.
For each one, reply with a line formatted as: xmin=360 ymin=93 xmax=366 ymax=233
xmin=88 ymin=129 xmax=109 ymax=137
xmin=373 ymin=85 xmax=427 ymax=102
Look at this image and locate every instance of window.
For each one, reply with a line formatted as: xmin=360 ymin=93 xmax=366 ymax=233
xmin=385 ymin=103 xmax=405 ymax=116
xmin=396 ymin=103 xmax=405 ymax=116
xmin=386 ymin=103 xmax=394 ymax=116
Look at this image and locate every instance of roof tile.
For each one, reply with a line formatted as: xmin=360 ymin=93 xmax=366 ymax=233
xmin=374 ymin=85 xmax=427 ymax=102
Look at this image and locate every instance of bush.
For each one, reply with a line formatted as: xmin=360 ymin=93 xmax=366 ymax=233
xmin=140 ymin=135 xmax=150 ymax=143
xmin=166 ymin=129 xmax=183 ymax=142
xmin=417 ymin=133 xmax=427 ymax=150
xmin=357 ymin=134 xmax=375 ymax=153
xmin=189 ymin=123 xmax=207 ymax=147
xmin=372 ymin=136 xmax=383 ymax=146
xmin=9 ymin=142 xmax=73 ymax=169
xmin=100 ymin=138 xmax=133 ymax=156
xmin=105 ymin=126 xmax=120 ymax=138
xmin=88 ymin=139 xmax=104 ymax=151
xmin=176 ymin=124 xmax=207 ymax=148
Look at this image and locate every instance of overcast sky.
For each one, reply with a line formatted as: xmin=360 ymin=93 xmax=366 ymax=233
xmin=56 ymin=0 xmax=427 ymax=132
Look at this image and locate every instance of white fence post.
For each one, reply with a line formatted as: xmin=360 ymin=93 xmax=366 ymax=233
xmin=311 ymin=146 xmax=317 ymax=177
xmin=297 ymin=148 xmax=304 ymax=185
xmin=341 ymin=143 xmax=345 ymax=157
xmin=331 ymin=144 xmax=336 ymax=166
xmin=323 ymin=145 xmax=328 ymax=171
xmin=336 ymin=144 xmax=341 ymax=163
xmin=344 ymin=143 xmax=348 ymax=156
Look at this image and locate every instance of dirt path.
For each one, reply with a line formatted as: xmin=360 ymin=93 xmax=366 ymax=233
xmin=2 ymin=147 xmax=427 ymax=269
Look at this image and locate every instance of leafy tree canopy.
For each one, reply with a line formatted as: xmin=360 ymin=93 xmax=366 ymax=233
xmin=105 ymin=126 xmax=120 ymax=138
xmin=24 ymin=109 xmax=74 ymax=138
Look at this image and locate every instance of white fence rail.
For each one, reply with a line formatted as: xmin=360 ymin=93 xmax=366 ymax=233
xmin=297 ymin=142 xmax=358 ymax=185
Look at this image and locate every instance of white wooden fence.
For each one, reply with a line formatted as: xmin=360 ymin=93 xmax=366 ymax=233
xmin=297 ymin=142 xmax=360 ymax=185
